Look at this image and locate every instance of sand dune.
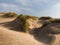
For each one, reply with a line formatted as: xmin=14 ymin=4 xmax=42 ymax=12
xmin=0 ymin=14 xmax=60 ymax=45
xmin=0 ymin=14 xmax=44 ymax=45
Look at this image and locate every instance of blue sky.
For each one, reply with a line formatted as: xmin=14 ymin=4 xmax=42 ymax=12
xmin=0 ymin=0 xmax=60 ymax=18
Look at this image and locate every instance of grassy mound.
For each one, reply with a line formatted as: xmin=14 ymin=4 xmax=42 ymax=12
xmin=13 ymin=14 xmax=38 ymax=33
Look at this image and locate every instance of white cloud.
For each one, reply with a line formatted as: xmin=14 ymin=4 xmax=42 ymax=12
xmin=0 ymin=3 xmax=33 ymax=14
xmin=20 ymin=7 xmax=32 ymax=11
xmin=53 ymin=3 xmax=60 ymax=8
xmin=36 ymin=3 xmax=60 ymax=18
xmin=15 ymin=0 xmax=49 ymax=6
xmin=0 ymin=3 xmax=20 ymax=13
xmin=33 ymin=0 xmax=49 ymax=3
xmin=20 ymin=0 xmax=30 ymax=6
xmin=15 ymin=0 xmax=31 ymax=6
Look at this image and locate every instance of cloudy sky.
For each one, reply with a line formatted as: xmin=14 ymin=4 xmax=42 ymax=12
xmin=0 ymin=0 xmax=60 ymax=18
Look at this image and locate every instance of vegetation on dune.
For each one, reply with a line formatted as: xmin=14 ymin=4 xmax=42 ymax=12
xmin=14 ymin=14 xmax=38 ymax=33
xmin=39 ymin=16 xmax=60 ymax=28
xmin=42 ymin=21 xmax=51 ymax=28
xmin=39 ymin=16 xmax=52 ymax=20
xmin=49 ymin=19 xmax=60 ymax=23
xmin=4 ymin=12 xmax=17 ymax=17
xmin=39 ymin=17 xmax=60 ymax=29
xmin=39 ymin=16 xmax=60 ymax=23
